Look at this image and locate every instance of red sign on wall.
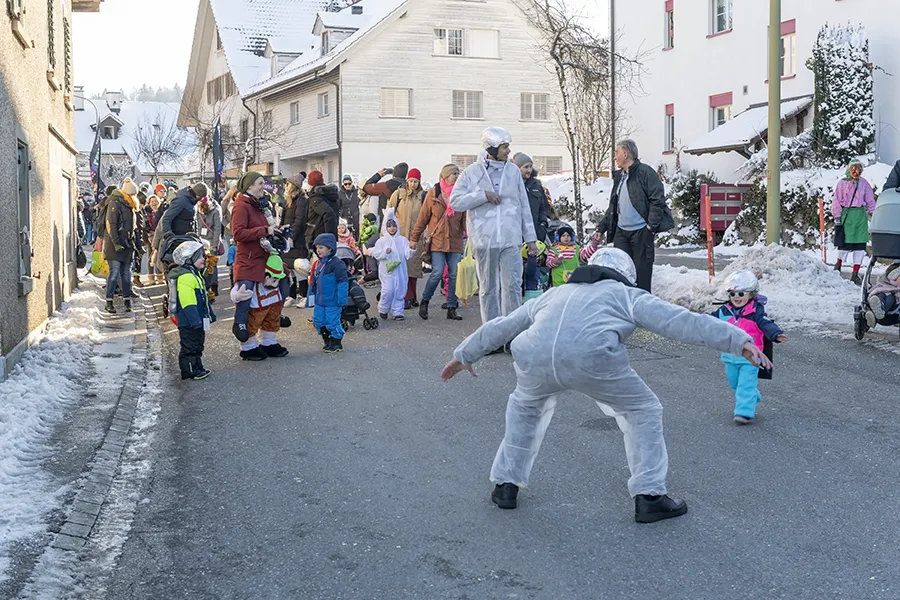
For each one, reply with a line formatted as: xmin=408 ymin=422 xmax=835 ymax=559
xmin=700 ymin=183 xmax=751 ymax=232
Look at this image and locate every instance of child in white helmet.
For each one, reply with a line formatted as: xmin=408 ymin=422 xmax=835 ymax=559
xmin=169 ymin=240 xmax=216 ymax=380
xmin=441 ymin=248 xmax=770 ymax=523
xmin=711 ymin=270 xmax=787 ymax=425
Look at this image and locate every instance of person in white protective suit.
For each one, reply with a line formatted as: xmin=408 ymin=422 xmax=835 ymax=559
xmin=450 ymin=127 xmax=540 ymax=346
xmin=368 ymin=208 xmax=415 ymax=320
xmin=441 ymin=248 xmax=772 ymax=523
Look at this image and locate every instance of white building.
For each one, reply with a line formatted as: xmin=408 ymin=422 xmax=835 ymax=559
xmin=74 ymin=90 xmax=199 ymax=192
xmin=615 ymin=0 xmax=900 ymax=183
xmin=180 ymin=0 xmax=569 ymax=185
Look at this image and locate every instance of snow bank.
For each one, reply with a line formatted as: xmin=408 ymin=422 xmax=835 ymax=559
xmin=655 ymin=245 xmax=861 ymax=327
xmin=0 ymin=284 xmax=103 ymax=581
xmin=542 ymin=174 xmax=613 ymax=214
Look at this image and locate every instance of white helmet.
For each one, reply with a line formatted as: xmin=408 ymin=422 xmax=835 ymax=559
xmin=588 ymin=247 xmax=637 ymax=286
xmin=173 ymin=240 xmax=205 ymax=267
xmin=293 ymin=258 xmax=312 ymax=278
xmin=725 ymin=270 xmax=759 ymax=293
xmin=481 ymin=127 xmax=512 ymax=150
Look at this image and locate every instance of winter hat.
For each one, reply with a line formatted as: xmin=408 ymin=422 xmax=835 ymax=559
xmin=121 ymin=178 xmax=138 ymax=196
xmin=192 ymin=182 xmax=209 ymax=199
xmin=293 ymin=258 xmax=312 ymax=278
xmin=557 ymin=226 xmax=576 ymax=242
xmin=513 ymin=152 xmax=533 ymax=168
xmin=339 ymin=217 xmax=348 ymax=228
xmin=342 ymin=174 xmax=353 ymax=183
xmin=393 ymin=162 xmax=409 ymax=179
xmin=407 ymin=168 xmax=422 ymax=181
xmin=307 ymin=170 xmax=325 ymax=187
xmin=105 ymin=185 xmax=117 ymax=196
xmin=313 ymin=232 xmax=337 ymax=252
xmin=264 ymin=255 xmax=286 ymax=279
xmin=843 ymin=158 xmax=864 ymax=180
xmin=287 ymin=174 xmax=304 ymax=189
xmin=154 ymin=184 xmax=166 ymax=196
xmin=237 ymin=171 xmax=264 ymax=194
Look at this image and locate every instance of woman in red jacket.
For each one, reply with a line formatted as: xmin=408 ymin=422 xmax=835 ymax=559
xmin=230 ymin=171 xmax=289 ymax=360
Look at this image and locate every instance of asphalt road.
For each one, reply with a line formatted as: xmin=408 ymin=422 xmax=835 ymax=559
xmin=102 ymin=274 xmax=899 ymax=600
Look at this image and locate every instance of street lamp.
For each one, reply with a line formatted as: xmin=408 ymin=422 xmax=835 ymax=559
xmin=766 ymin=0 xmax=782 ymax=245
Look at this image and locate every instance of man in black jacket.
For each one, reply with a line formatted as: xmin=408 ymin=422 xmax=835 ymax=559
xmin=339 ymin=174 xmax=361 ymax=239
xmin=363 ymin=162 xmax=407 ymax=223
xmin=885 ymin=159 xmax=900 ymax=191
xmin=599 ymin=139 xmax=673 ymax=292
xmin=162 ymin=182 xmax=209 ymax=236
xmin=513 ymin=153 xmax=552 ymax=244
xmin=305 ymin=170 xmax=339 ymax=250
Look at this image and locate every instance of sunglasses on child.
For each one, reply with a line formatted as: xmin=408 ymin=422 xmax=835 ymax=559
xmin=728 ymin=291 xmax=749 ymax=298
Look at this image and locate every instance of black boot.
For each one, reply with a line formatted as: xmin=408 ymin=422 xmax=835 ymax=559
xmin=124 ymin=299 xmax=132 ymax=313
xmin=634 ymin=494 xmax=688 ymax=523
xmin=446 ymin=308 xmax=462 ymax=321
xmin=404 ymin=299 xmax=412 ymax=310
xmin=410 ymin=298 xmax=419 ymax=308
xmin=105 ymin=300 xmax=116 ymax=314
xmin=239 ymin=347 xmax=268 ymax=361
xmin=851 ymin=271 xmax=862 ymax=286
xmin=418 ymin=300 xmax=429 ymax=320
xmin=441 ymin=302 xmax=449 ymax=310
xmin=262 ymin=343 xmax=289 ymax=358
xmin=320 ymin=326 xmax=332 ymax=349
xmin=324 ymin=337 xmax=343 ymax=353
xmin=232 ymin=323 xmax=250 ymax=342
xmin=280 ymin=315 xmax=292 ymax=328
xmin=491 ymin=483 xmax=519 ymax=509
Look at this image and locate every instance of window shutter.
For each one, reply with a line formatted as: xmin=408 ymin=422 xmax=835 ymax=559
xmin=470 ymin=92 xmax=482 ymax=118
xmin=467 ymin=29 xmax=499 ymax=58
xmin=520 ymin=94 xmax=530 ymax=120
xmin=63 ymin=17 xmax=71 ymax=94
xmin=452 ymin=91 xmax=464 ymax=118
xmin=47 ymin=0 xmax=55 ymax=71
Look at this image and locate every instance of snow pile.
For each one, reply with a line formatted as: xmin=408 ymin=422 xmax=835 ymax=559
xmin=655 ymin=245 xmax=860 ymax=327
xmin=542 ymin=174 xmax=612 ymax=214
xmin=0 ymin=284 xmax=103 ymax=581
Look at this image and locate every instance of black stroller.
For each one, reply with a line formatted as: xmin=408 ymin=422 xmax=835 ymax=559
xmin=336 ymin=243 xmax=379 ymax=331
xmin=159 ymin=232 xmax=203 ymax=319
xmin=853 ymin=187 xmax=900 ymax=340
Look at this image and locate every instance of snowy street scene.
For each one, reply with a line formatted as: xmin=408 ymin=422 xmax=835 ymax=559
xmin=2 ymin=0 xmax=900 ymax=598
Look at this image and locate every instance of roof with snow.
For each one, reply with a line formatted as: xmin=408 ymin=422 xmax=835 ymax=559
xmin=245 ymin=0 xmax=408 ymax=97
xmin=75 ymin=101 xmax=200 ymax=175
xmin=209 ymin=0 xmax=331 ymax=94
xmin=684 ymin=96 xmax=814 ymax=157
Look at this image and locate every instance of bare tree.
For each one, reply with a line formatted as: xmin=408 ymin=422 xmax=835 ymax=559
xmin=516 ymin=0 xmax=645 ymax=238
xmin=131 ymin=108 xmax=190 ymax=184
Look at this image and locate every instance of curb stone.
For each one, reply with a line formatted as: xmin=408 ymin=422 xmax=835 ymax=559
xmin=49 ymin=294 xmax=154 ymax=552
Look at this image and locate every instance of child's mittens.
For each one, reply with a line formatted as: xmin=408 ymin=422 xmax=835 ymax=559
xmin=230 ymin=284 xmax=254 ymax=303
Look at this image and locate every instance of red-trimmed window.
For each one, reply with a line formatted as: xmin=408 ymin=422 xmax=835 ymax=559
xmin=664 ymin=1 xmax=674 ymax=49
xmin=665 ymin=104 xmax=675 ymax=151
xmin=710 ymin=92 xmax=733 ymax=130
xmin=781 ymin=19 xmax=797 ymax=77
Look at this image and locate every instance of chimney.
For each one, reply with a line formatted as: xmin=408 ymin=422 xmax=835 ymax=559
xmin=73 ymin=85 xmax=85 ymax=111
xmin=106 ymin=90 xmax=124 ymax=113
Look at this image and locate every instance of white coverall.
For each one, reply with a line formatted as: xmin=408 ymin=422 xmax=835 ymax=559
xmin=453 ymin=278 xmax=751 ymax=496
xmin=450 ymin=151 xmax=537 ymax=324
xmin=370 ymin=209 xmax=414 ymax=317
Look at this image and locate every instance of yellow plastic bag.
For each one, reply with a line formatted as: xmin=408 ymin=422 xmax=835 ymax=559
xmin=455 ymin=240 xmax=478 ymax=305
xmin=90 ymin=251 xmax=109 ymax=278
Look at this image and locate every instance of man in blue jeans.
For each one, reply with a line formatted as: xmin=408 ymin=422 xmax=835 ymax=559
xmin=103 ymin=179 xmax=139 ymax=313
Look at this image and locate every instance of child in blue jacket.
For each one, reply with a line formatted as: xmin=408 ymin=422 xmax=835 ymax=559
xmin=711 ymin=270 xmax=787 ymax=425
xmin=169 ymin=240 xmax=216 ymax=380
xmin=310 ymin=233 xmax=349 ymax=353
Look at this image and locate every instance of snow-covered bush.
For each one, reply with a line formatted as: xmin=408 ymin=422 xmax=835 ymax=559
xmin=807 ymin=23 xmax=875 ymax=168
xmin=737 ymin=131 xmax=816 ymax=182
xmin=657 ymin=169 xmax=720 ymax=246
xmin=732 ymin=177 xmax=836 ymax=247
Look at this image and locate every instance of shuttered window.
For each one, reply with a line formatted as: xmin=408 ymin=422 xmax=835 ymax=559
xmin=380 ymin=88 xmax=413 ymax=117
xmin=452 ymin=90 xmax=483 ymax=119
xmin=520 ymin=93 xmax=549 ymax=121
xmin=534 ymin=156 xmax=563 ymax=174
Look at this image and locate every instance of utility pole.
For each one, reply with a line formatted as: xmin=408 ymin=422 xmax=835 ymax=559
xmin=609 ymin=0 xmax=616 ymax=170
xmin=766 ymin=0 xmax=782 ymax=245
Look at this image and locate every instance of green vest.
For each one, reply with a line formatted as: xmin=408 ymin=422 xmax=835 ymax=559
xmin=551 ymin=245 xmax=581 ymax=287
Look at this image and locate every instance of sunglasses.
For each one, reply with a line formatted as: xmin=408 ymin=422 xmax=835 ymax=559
xmin=728 ymin=291 xmax=749 ymax=298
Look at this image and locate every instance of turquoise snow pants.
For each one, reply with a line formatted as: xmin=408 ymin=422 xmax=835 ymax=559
xmin=724 ymin=359 xmax=761 ymax=418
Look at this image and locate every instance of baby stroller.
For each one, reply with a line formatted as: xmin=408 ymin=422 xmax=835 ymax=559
xmin=336 ymin=243 xmax=379 ymax=331
xmin=853 ymin=187 xmax=900 ymax=340
xmin=159 ymin=232 xmax=203 ymax=319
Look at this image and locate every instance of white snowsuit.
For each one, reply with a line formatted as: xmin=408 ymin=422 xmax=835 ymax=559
xmin=453 ymin=276 xmax=751 ymax=496
xmin=450 ymin=151 xmax=537 ymax=324
xmin=370 ymin=209 xmax=414 ymax=316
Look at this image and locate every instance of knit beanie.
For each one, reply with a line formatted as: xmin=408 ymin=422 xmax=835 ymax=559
xmin=393 ymin=162 xmax=409 ymax=179
xmin=192 ymin=182 xmax=209 ymax=199
xmin=407 ymin=168 xmax=422 ymax=181
xmin=154 ymin=184 xmax=166 ymax=196
xmin=238 ymin=171 xmax=264 ymax=194
xmin=120 ymin=178 xmax=138 ymax=196
xmin=513 ymin=152 xmax=533 ymax=168
xmin=308 ymin=170 xmax=324 ymax=187
xmin=342 ymin=174 xmax=353 ymax=183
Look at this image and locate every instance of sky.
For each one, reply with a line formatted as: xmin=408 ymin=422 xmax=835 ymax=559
xmin=72 ymin=0 xmax=608 ymax=96
xmin=73 ymin=0 xmax=201 ymax=96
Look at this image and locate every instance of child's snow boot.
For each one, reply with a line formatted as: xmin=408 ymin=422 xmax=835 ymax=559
xmin=324 ymin=338 xmax=343 ymax=353
xmin=320 ymin=326 xmax=331 ymax=349
xmin=105 ymin=300 xmax=116 ymax=314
